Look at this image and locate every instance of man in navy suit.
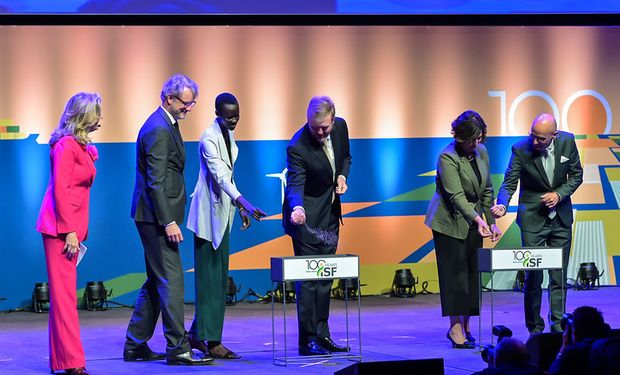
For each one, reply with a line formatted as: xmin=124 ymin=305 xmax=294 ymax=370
xmin=124 ymin=74 xmax=212 ymax=365
xmin=492 ymin=113 xmax=583 ymax=334
xmin=283 ymin=96 xmax=352 ymax=356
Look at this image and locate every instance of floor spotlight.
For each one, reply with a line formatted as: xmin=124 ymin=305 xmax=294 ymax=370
xmin=84 ymin=281 xmax=108 ymax=311
xmin=391 ymin=269 xmax=417 ymax=298
xmin=273 ymin=281 xmax=296 ymax=303
xmin=32 ymin=282 xmax=50 ymax=313
xmin=226 ymin=276 xmax=240 ymax=305
xmin=575 ymin=262 xmax=603 ymax=290
xmin=331 ymin=278 xmax=359 ymax=300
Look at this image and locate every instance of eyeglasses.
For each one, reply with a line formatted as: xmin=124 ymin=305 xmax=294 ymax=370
xmin=172 ymin=95 xmax=196 ymax=108
xmin=529 ymin=132 xmax=555 ymax=143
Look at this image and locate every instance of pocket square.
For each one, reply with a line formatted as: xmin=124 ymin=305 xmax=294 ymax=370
xmin=560 ymin=156 xmax=570 ymax=163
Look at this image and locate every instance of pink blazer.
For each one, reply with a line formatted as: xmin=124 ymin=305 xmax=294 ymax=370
xmin=36 ymin=136 xmax=98 ymax=241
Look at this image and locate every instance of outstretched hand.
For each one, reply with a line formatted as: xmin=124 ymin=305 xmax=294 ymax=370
xmin=490 ymin=224 xmax=503 ymax=242
xmin=236 ymin=195 xmax=267 ymax=222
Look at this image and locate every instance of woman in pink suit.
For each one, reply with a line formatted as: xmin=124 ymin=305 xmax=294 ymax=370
xmin=36 ymin=92 xmax=102 ymax=375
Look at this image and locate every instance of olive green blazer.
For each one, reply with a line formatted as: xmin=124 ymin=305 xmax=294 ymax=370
xmin=424 ymin=142 xmax=495 ymax=240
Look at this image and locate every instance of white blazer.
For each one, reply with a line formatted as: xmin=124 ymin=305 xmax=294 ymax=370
xmin=186 ymin=119 xmax=241 ymax=249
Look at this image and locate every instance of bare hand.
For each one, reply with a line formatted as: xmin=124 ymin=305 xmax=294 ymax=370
xmin=336 ymin=176 xmax=348 ymax=195
xmin=239 ymin=210 xmax=252 ymax=230
xmin=62 ymin=232 xmax=79 ymax=261
xmin=490 ymin=224 xmax=503 ymax=242
xmin=541 ymin=192 xmax=560 ymax=208
xmin=561 ymin=322 xmax=573 ymax=350
xmin=165 ymin=223 xmax=184 ymax=243
xmin=290 ymin=207 xmax=306 ymax=225
xmin=236 ymin=196 xmax=267 ymax=221
xmin=490 ymin=204 xmax=506 ymax=218
xmin=476 ymin=218 xmax=491 ymax=238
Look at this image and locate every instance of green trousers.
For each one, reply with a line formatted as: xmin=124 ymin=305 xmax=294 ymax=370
xmin=189 ymin=229 xmax=230 ymax=342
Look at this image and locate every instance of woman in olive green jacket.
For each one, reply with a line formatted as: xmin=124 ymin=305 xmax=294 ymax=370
xmin=425 ymin=110 xmax=502 ymax=348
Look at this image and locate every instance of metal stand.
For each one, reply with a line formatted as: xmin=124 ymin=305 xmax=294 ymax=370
xmin=477 ymin=247 xmax=565 ymax=350
xmin=271 ymin=279 xmax=362 ymax=366
xmin=271 ymin=255 xmax=362 ymax=366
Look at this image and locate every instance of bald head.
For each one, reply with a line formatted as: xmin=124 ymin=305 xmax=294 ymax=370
xmin=530 ymin=113 xmax=558 ymax=151
xmin=494 ymin=338 xmax=529 ymax=367
xmin=532 ymin=113 xmax=557 ymax=134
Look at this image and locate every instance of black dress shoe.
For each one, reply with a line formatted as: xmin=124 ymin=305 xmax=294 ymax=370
xmin=123 ymin=345 xmax=166 ymax=362
xmin=298 ymin=340 xmax=330 ymax=356
xmin=166 ymin=351 xmax=215 ymax=366
xmin=188 ymin=334 xmax=208 ymax=354
xmin=317 ymin=337 xmax=349 ymax=353
xmin=446 ymin=332 xmax=475 ymax=349
xmin=465 ymin=331 xmax=476 ymax=343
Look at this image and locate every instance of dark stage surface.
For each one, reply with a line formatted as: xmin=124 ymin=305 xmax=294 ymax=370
xmin=1 ymin=288 xmax=619 ymax=374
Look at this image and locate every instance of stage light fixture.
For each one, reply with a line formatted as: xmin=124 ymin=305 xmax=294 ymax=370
xmin=226 ymin=276 xmax=240 ymax=305
xmin=391 ymin=269 xmax=417 ymax=298
xmin=331 ymin=278 xmax=359 ymax=300
xmin=32 ymin=282 xmax=50 ymax=313
xmin=575 ymin=262 xmax=603 ymax=290
xmin=274 ymin=281 xmax=296 ymax=303
xmin=83 ymin=281 xmax=108 ymax=311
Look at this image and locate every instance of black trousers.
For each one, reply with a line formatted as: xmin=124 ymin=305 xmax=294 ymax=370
xmin=521 ymin=216 xmax=571 ymax=333
xmin=432 ymin=225 xmax=481 ymax=317
xmin=124 ymin=221 xmax=190 ymax=355
xmin=291 ymin=228 xmax=338 ymax=346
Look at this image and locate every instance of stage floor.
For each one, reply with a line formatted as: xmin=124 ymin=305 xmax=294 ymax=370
xmin=1 ymin=287 xmax=619 ymax=374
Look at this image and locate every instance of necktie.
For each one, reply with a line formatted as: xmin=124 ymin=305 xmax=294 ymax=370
xmin=323 ymin=137 xmax=336 ymax=203
xmin=543 ymin=147 xmax=556 ymax=219
xmin=323 ymin=137 xmax=336 ymax=180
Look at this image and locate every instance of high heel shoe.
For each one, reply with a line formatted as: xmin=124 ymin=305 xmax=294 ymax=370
xmin=465 ymin=331 xmax=476 ymax=343
xmin=446 ymin=332 xmax=475 ymax=349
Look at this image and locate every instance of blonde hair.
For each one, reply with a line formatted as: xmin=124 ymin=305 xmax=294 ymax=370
xmin=306 ymin=96 xmax=335 ymax=122
xmin=50 ymin=92 xmax=102 ymax=145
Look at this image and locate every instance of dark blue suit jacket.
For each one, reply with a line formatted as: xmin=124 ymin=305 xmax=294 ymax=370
xmin=131 ymin=106 xmax=187 ymax=226
xmin=283 ymin=117 xmax=352 ymax=244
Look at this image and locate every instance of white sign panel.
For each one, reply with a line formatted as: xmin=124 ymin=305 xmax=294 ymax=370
xmin=271 ymin=255 xmax=359 ymax=281
xmin=478 ymin=248 xmax=563 ymax=271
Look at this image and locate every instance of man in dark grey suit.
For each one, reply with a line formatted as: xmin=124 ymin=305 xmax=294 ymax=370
xmin=283 ymin=96 xmax=352 ymax=356
xmin=492 ymin=113 xmax=583 ymax=334
xmin=124 ymin=74 xmax=212 ymax=365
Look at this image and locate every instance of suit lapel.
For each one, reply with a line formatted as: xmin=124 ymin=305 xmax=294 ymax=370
xmin=230 ymin=131 xmax=238 ymax=166
xmin=531 ymin=147 xmax=551 ymax=188
xmin=157 ymin=107 xmax=185 ymax=163
xmin=552 ymin=137 xmax=562 ymax=187
xmin=304 ymin=125 xmax=334 ymax=180
xmin=214 ymin=122 xmax=233 ymax=168
xmin=474 ymin=151 xmax=488 ymax=193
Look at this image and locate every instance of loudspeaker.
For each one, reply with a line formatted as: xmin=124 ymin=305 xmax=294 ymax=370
xmin=334 ymin=358 xmax=444 ymax=375
xmin=525 ymin=332 xmax=562 ymax=371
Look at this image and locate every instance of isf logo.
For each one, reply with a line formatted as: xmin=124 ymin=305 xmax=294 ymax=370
xmin=306 ymin=259 xmax=337 ymax=277
xmin=513 ymin=250 xmax=542 ymax=268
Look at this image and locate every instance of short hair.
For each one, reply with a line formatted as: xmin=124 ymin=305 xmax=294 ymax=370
xmin=215 ymin=92 xmax=238 ymax=112
xmin=50 ymin=92 xmax=102 ymax=145
xmin=307 ymin=96 xmax=335 ymax=122
xmin=160 ymin=73 xmax=199 ymax=102
xmin=451 ymin=110 xmax=488 ymax=143
xmin=494 ymin=338 xmax=529 ymax=367
xmin=572 ymin=306 xmax=608 ymax=341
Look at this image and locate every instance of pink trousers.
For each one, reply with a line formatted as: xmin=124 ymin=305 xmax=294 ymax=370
xmin=43 ymin=234 xmax=86 ymax=371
